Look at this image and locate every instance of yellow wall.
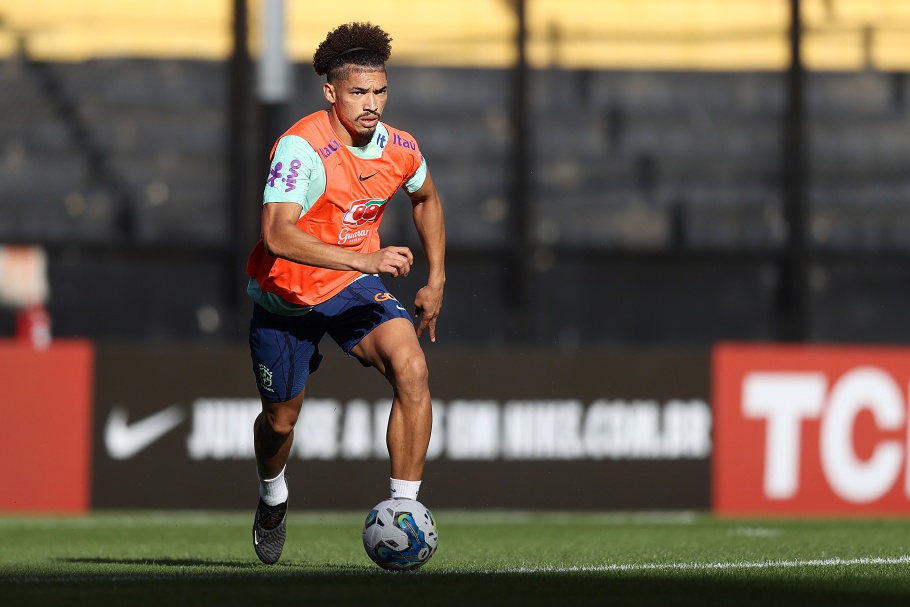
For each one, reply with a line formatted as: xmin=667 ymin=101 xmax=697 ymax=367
xmin=0 ymin=0 xmax=907 ymax=70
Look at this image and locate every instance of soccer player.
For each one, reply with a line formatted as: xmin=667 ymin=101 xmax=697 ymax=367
xmin=246 ymin=22 xmax=446 ymax=565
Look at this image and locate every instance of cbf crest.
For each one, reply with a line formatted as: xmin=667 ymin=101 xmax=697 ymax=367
xmin=258 ymin=364 xmax=275 ymax=393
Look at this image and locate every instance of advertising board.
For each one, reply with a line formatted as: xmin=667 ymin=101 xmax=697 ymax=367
xmin=0 ymin=339 xmax=93 ymax=512
xmin=93 ymin=345 xmax=711 ymax=510
xmin=714 ymin=342 xmax=910 ymax=515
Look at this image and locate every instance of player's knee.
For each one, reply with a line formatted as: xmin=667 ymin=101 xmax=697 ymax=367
xmin=264 ymin=408 xmax=297 ymax=438
xmin=391 ymin=350 xmax=429 ymax=390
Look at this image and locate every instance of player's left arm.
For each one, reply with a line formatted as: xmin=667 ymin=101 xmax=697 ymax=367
xmin=407 ymin=169 xmax=446 ymax=342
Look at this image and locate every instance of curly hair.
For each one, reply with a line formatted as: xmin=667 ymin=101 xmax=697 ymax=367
xmin=312 ymin=22 xmax=392 ymax=82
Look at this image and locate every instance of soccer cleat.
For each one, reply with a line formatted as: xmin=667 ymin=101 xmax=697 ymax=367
xmin=252 ymin=496 xmax=288 ymax=565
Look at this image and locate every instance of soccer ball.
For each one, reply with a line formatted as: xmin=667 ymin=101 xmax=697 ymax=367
xmin=362 ymin=498 xmax=438 ymax=571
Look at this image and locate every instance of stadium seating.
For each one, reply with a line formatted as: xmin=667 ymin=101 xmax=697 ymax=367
xmin=2 ymin=54 xmax=910 ymax=343
xmin=3 ymin=57 xmax=909 ymax=249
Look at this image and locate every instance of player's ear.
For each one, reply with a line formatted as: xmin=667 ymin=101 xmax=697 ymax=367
xmin=323 ymin=82 xmax=336 ymax=104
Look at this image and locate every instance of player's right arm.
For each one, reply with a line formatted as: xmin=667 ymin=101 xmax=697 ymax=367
xmin=260 ymin=135 xmax=414 ymax=277
xmin=261 ymin=203 xmax=414 ymax=276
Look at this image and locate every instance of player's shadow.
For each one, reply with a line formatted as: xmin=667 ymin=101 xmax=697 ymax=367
xmin=60 ymin=557 xmax=258 ymax=569
xmin=44 ymin=561 xmax=910 ymax=605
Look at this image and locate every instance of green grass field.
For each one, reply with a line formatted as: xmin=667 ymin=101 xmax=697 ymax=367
xmin=2 ymin=511 xmax=910 ymax=606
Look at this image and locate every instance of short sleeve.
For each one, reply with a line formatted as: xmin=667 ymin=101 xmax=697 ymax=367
xmin=403 ymin=155 xmax=428 ymax=193
xmin=262 ymin=135 xmax=322 ymax=206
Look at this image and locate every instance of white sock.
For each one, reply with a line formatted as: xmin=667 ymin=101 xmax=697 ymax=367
xmin=259 ymin=466 xmax=288 ymax=506
xmin=390 ymin=478 xmax=421 ymax=500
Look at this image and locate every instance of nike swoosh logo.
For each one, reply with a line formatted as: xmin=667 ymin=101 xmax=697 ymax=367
xmin=104 ymin=405 xmax=185 ymax=460
xmin=359 ymin=172 xmax=378 ymax=181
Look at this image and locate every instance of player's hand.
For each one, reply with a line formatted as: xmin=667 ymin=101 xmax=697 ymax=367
xmin=414 ymin=284 xmax=444 ymax=342
xmin=363 ymin=246 xmax=413 ymax=277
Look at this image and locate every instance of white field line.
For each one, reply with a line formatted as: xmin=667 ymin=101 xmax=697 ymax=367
xmin=490 ymin=555 xmax=910 ymax=574
xmin=0 ymin=556 xmax=910 ymax=584
xmin=5 ymin=555 xmax=910 ymax=585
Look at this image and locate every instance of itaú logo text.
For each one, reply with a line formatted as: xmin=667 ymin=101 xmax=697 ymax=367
xmin=744 ymin=366 xmax=910 ymax=504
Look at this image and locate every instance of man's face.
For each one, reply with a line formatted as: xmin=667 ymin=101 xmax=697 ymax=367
xmin=324 ymin=68 xmax=388 ymax=147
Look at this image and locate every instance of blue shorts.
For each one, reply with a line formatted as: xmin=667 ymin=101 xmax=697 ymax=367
xmin=249 ymin=275 xmax=412 ymax=402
